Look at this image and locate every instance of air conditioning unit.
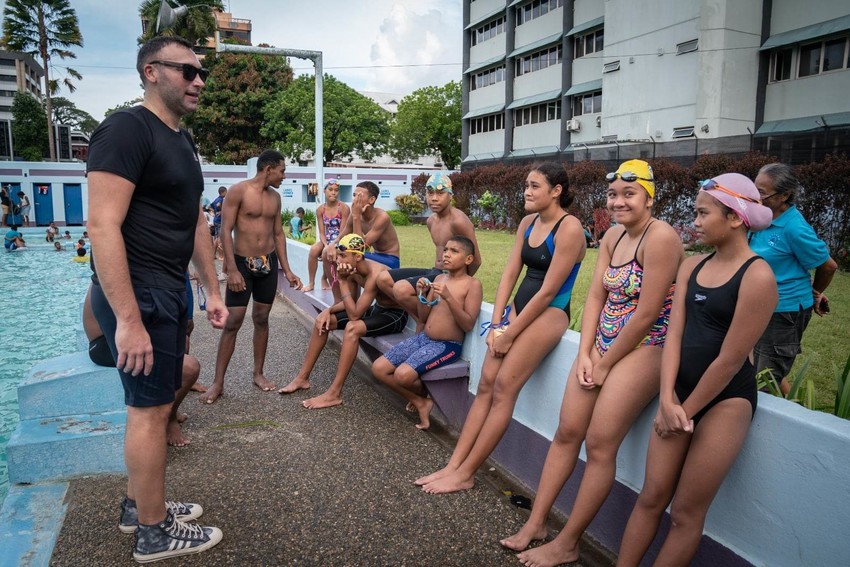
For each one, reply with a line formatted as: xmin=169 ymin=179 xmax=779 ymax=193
xmin=566 ymin=119 xmax=581 ymax=132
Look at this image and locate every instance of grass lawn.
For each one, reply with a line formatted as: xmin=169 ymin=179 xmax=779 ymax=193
xmin=394 ymin=224 xmax=849 ymax=413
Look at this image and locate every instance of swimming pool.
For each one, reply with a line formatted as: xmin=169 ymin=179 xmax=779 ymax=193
xmin=0 ymin=245 xmax=91 ymax=505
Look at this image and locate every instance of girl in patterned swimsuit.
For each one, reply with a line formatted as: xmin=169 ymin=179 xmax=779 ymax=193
xmin=303 ymin=180 xmax=350 ymax=292
xmin=506 ymin=160 xmax=684 ymax=566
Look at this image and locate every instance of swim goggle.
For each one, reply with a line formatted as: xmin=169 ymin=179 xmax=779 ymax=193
xmin=480 ymin=306 xmax=511 ymax=336
xmin=698 ymin=179 xmax=761 ymax=204
xmin=605 ymin=171 xmax=654 ymax=183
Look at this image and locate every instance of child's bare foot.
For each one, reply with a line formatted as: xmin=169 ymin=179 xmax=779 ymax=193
xmin=412 ymin=397 xmax=434 ymax=430
xmin=405 ymin=401 xmax=416 ymax=413
xmin=302 ymin=391 xmax=342 ymax=409
xmin=302 ymin=283 xmax=314 ymax=292
xmin=252 ymin=373 xmax=276 ymax=392
xmin=190 ymin=382 xmax=208 ymax=393
xmin=199 ymin=383 xmax=223 ymax=404
xmin=321 ymin=279 xmax=331 ymax=290
xmin=499 ymin=522 xmax=548 ymax=551
xmin=166 ymin=420 xmax=190 ymax=447
xmin=516 ymin=538 xmax=579 ymax=566
xmin=278 ymin=376 xmax=311 ymax=394
xmin=414 ymin=465 xmax=456 ymax=486
xmin=422 ymin=471 xmax=475 ymax=494
xmin=176 ymin=412 xmax=188 ymax=424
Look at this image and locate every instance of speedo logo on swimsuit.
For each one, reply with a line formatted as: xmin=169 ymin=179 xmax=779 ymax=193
xmin=694 ymin=293 xmax=707 ymax=303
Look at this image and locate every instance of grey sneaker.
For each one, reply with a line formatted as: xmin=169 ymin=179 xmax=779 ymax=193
xmin=133 ymin=512 xmax=223 ymax=563
xmin=119 ymin=497 xmax=203 ymax=534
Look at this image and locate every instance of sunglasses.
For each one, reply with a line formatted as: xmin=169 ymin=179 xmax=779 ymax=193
xmin=699 ymin=179 xmax=761 ymax=204
xmin=606 ymin=171 xmax=653 ymax=183
xmin=150 ymin=60 xmax=209 ymax=82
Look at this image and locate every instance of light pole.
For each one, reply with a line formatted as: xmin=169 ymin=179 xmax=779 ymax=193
xmin=155 ymin=1 xmax=325 ymax=196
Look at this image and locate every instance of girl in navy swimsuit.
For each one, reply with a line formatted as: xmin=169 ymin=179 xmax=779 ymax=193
xmin=507 ymin=160 xmax=684 ymax=565
xmin=618 ymin=173 xmax=776 ymax=566
xmin=415 ymin=162 xmax=586 ymax=494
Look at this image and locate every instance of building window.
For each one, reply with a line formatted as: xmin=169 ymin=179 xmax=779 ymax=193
xmin=770 ymin=48 xmax=793 ymax=82
xmin=470 ymin=113 xmax=505 ymax=135
xmin=799 ymin=36 xmax=849 ymax=77
xmin=574 ymin=28 xmax=603 ymax=58
xmin=514 ymin=100 xmax=561 ymax=127
xmin=470 ymin=65 xmax=506 ymax=91
xmin=515 ymin=44 xmax=562 ymax=76
xmin=572 ymin=90 xmax=601 ymax=116
xmin=472 ymin=16 xmax=506 ymax=46
xmin=676 ymin=39 xmax=698 ymax=55
xmin=516 ymin=0 xmax=564 ymax=26
xmin=672 ymin=126 xmax=695 ymax=138
xmin=602 ymin=60 xmax=620 ymax=73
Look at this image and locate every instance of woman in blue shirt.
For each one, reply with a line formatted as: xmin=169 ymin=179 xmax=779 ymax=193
xmin=749 ymin=163 xmax=837 ymax=396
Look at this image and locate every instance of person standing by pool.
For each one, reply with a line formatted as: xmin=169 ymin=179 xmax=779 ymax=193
xmin=415 ymin=162 xmax=586 ymax=494
xmin=201 ymin=149 xmax=303 ymax=404
xmin=303 ymin=179 xmax=350 ymax=292
xmin=617 ymin=174 xmax=776 ymax=567
xmin=749 ymin=163 xmax=837 ymax=396
xmin=505 ymin=160 xmax=682 ymax=566
xmin=86 ymin=35 xmax=226 ymax=562
xmin=0 ymin=187 xmax=10 ymax=227
xmin=211 ymin=186 xmax=227 ymax=260
xmin=17 ymin=191 xmax=30 ymax=226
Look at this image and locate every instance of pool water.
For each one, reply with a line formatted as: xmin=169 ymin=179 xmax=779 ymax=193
xmin=0 ymin=246 xmax=91 ymax=505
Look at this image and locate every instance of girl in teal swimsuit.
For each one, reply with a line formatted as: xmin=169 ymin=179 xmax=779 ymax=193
xmin=505 ymin=160 xmax=684 ymax=566
xmin=415 ymin=162 xmax=586 ymax=495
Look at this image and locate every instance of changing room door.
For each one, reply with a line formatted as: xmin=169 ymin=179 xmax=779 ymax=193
xmin=63 ymin=184 xmax=84 ymax=225
xmin=33 ymin=183 xmax=54 ymax=226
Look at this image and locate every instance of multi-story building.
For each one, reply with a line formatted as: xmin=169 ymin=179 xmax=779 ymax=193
xmin=0 ymin=51 xmax=44 ymax=160
xmin=461 ymin=0 xmax=850 ymax=167
xmin=140 ymin=8 xmax=252 ymax=52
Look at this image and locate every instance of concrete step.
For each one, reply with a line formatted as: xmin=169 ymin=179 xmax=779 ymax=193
xmin=6 ymin=410 xmax=126 ymax=484
xmin=17 ymin=351 xmax=123 ymax=421
xmin=0 ymin=482 xmax=69 ymax=567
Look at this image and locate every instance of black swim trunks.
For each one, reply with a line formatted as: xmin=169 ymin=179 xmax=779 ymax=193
xmin=334 ymin=304 xmax=408 ymax=337
xmin=225 ymin=251 xmax=279 ymax=307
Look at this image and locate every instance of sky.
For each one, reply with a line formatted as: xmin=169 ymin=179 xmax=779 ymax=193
xmin=1 ymin=0 xmax=463 ymax=120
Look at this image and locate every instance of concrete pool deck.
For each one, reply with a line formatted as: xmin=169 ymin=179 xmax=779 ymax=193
xmin=38 ymin=296 xmax=612 ymax=567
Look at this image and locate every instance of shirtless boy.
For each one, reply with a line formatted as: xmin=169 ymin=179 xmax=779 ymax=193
xmin=372 ymin=235 xmax=482 ymax=429
xmin=201 ymin=149 xmax=302 ymax=404
xmin=332 ymin=181 xmax=400 ymax=270
xmin=377 ymin=173 xmax=480 ymax=326
xmin=278 ymin=233 xmax=408 ymax=408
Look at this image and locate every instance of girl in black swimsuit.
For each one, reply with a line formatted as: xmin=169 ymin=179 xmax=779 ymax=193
xmin=414 ymin=162 xmax=586 ymax=495
xmin=618 ymin=173 xmax=776 ymax=566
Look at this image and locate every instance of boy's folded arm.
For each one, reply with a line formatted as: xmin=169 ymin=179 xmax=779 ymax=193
xmin=448 ymin=278 xmax=483 ymax=333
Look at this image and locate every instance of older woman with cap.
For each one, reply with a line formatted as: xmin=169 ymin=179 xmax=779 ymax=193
xmin=749 ymin=163 xmax=837 ymax=396
xmin=505 ymin=160 xmax=684 ymax=565
xmin=617 ymin=173 xmax=777 ymax=567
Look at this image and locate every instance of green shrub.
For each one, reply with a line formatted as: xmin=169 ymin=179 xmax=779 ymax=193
xmin=281 ymin=209 xmax=294 ymax=229
xmin=395 ymin=193 xmax=424 ymax=217
xmin=387 ymin=210 xmax=410 ymax=226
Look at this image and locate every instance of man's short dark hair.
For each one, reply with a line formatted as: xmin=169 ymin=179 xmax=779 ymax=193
xmin=137 ymin=36 xmax=194 ymax=84
xmin=218 ymin=186 xmax=227 ymax=195
xmin=256 ymin=150 xmax=285 ymax=172
xmin=10 ymin=224 xmax=18 ymax=231
xmin=356 ymin=181 xmax=380 ymax=200
xmin=448 ymin=235 xmax=475 ymax=257
xmin=77 ymin=247 xmax=87 ymax=257
xmin=296 ymin=207 xmax=305 ymax=214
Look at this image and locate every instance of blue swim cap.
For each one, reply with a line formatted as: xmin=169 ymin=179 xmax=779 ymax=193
xmin=425 ymin=173 xmax=452 ymax=194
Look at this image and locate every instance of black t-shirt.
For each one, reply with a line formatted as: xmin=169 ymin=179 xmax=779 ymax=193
xmin=0 ymin=193 xmax=9 ymax=206
xmin=87 ymin=106 xmax=203 ymax=290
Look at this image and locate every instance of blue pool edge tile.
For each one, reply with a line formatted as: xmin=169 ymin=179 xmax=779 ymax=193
xmin=0 ymin=482 xmax=69 ymax=567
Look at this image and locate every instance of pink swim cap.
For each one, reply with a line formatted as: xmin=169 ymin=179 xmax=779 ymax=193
xmin=699 ymin=173 xmax=773 ymax=231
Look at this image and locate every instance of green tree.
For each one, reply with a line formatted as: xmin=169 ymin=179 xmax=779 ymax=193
xmin=138 ymin=0 xmax=224 ymax=46
xmin=262 ymin=74 xmax=389 ymax=165
xmin=104 ymin=97 xmax=144 ymax=117
xmin=49 ymin=96 xmax=98 ymax=136
xmin=185 ymin=52 xmax=293 ymax=164
xmin=11 ymin=92 xmax=48 ymax=161
xmin=389 ymin=81 xmax=461 ymax=169
xmin=2 ymin=0 xmax=83 ymax=161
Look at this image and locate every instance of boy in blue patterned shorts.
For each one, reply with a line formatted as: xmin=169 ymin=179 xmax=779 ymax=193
xmin=372 ymin=235 xmax=482 ymax=429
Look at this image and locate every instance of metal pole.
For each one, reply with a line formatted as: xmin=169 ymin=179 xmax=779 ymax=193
xmin=216 ymin=42 xmax=324 ymax=200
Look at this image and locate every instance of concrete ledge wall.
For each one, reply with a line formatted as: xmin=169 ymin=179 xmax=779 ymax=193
xmin=283 ymin=240 xmax=850 ymax=567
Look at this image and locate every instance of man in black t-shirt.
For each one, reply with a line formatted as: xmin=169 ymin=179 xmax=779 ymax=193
xmin=86 ymin=36 xmax=226 ymax=562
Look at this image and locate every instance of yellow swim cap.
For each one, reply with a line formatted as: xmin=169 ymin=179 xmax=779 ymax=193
xmin=337 ymin=233 xmax=366 ymax=255
xmin=610 ymin=159 xmax=656 ymax=198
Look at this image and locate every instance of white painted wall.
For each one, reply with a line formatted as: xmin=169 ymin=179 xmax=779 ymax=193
xmin=469 ymin=81 xmax=507 ymax=110
xmin=470 ymin=0 xmax=505 ymax=24
xmin=571 ymin=56 xmax=603 ymax=86
xmin=770 ymin=0 xmax=849 ymax=34
xmin=468 ymin=129 xmax=507 ymax=155
xmin=764 ymin=70 xmax=850 ymax=121
xmin=568 ymin=112 xmax=602 ymax=143
xmin=514 ymin=7 xmax=564 ymax=47
xmin=574 ymin=0 xmax=604 ymax=24
xmin=514 ymin=63 xmax=562 ymax=99
xmin=512 ymin=120 xmax=561 ymax=149
xmin=470 ymin=33 xmax=507 ymax=63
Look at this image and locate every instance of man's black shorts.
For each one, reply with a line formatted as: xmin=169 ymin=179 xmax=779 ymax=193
xmin=90 ymin=283 xmax=187 ymax=408
xmin=388 ymin=267 xmax=443 ymax=291
xmin=225 ymin=252 xmax=279 ymax=307
xmin=334 ymin=304 xmax=408 ymax=337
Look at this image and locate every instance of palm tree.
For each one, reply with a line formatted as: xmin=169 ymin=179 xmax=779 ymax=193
xmin=138 ymin=0 xmax=225 ymax=48
xmin=1 ymin=0 xmax=83 ymax=161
